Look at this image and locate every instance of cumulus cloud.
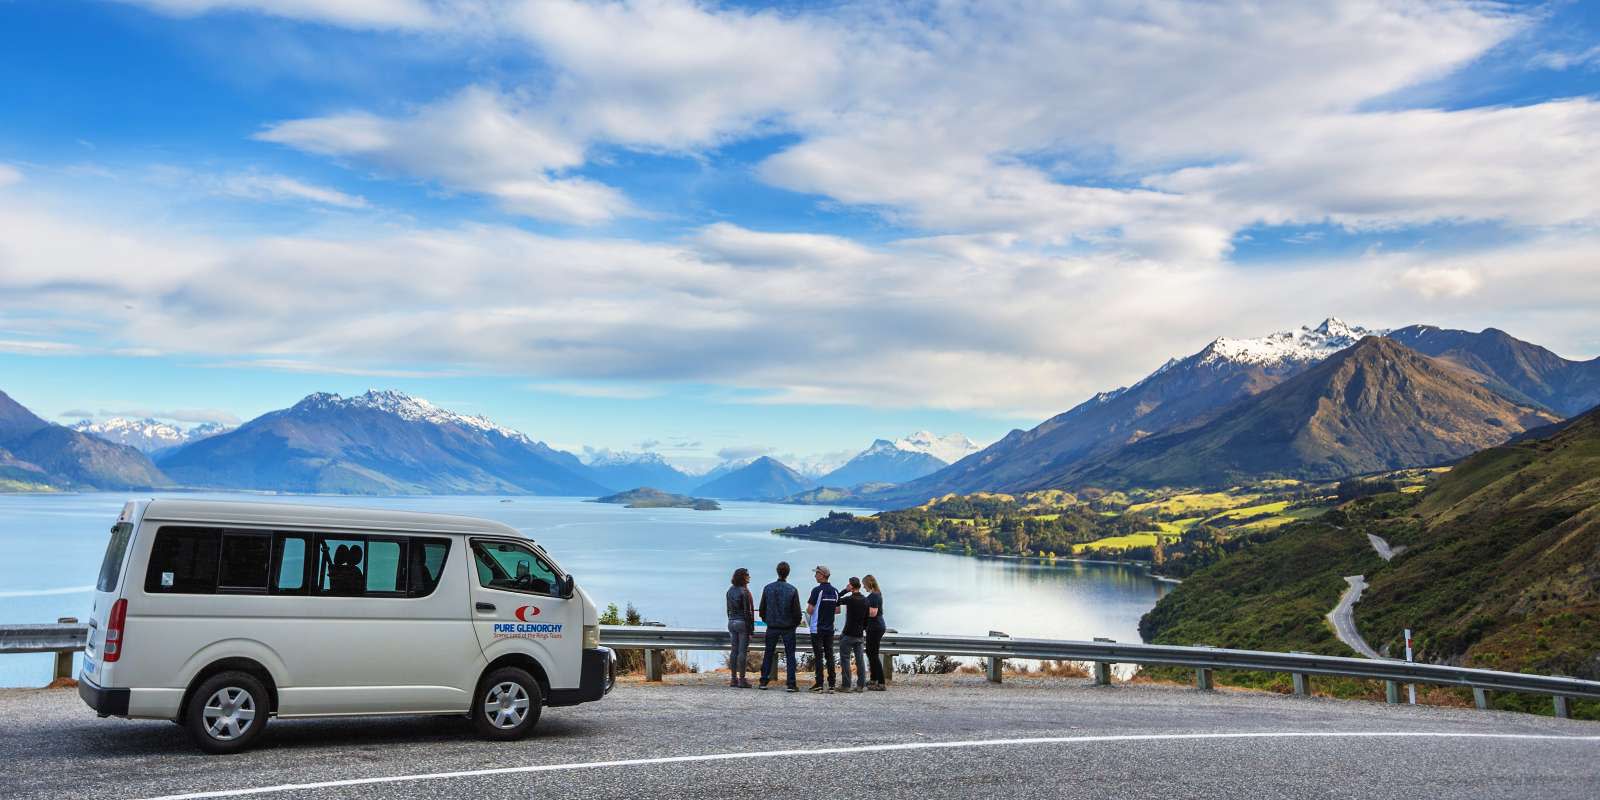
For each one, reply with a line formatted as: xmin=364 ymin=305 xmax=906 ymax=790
xmin=258 ymin=87 xmax=633 ymax=223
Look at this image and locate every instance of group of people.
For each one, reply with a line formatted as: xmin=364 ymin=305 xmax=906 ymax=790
xmin=725 ymin=562 xmax=888 ymax=693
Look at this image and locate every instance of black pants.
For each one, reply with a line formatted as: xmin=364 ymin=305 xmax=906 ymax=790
xmin=811 ymin=631 xmax=836 ymax=686
xmin=865 ymin=624 xmax=886 ymax=684
xmin=760 ymin=628 xmax=797 ymax=687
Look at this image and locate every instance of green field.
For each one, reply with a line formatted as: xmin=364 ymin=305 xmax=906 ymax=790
xmin=1129 ymin=491 xmax=1261 ymax=516
xmin=1073 ymin=531 xmax=1180 ymax=554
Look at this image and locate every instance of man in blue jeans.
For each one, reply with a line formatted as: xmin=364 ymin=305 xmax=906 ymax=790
xmin=757 ymin=561 xmax=802 ymax=691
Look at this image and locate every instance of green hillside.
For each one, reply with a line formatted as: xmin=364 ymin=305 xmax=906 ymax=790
xmin=1139 ymin=407 xmax=1600 ymax=717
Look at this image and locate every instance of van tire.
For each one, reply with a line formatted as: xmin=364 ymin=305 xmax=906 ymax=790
xmin=472 ymin=667 xmax=543 ymax=741
xmin=184 ymin=671 xmax=270 ymax=755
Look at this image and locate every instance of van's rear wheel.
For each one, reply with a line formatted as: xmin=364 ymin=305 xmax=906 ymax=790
xmin=473 ymin=667 xmax=542 ymax=741
xmin=184 ymin=671 xmax=269 ymax=754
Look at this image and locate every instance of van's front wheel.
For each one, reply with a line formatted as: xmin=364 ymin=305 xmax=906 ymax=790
xmin=184 ymin=671 xmax=269 ymax=754
xmin=473 ymin=667 xmax=542 ymax=741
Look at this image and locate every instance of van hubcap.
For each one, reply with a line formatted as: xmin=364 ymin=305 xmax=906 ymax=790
xmin=202 ymin=687 xmax=256 ymax=740
xmin=483 ymin=682 xmax=530 ymax=729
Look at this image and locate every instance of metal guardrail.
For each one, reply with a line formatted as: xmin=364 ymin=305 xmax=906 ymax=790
xmin=600 ymin=625 xmax=1599 ymax=717
xmin=6 ymin=622 xmax=1594 ymax=717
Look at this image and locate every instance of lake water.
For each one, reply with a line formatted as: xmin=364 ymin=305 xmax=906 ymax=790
xmin=0 ymin=492 xmax=1173 ymax=687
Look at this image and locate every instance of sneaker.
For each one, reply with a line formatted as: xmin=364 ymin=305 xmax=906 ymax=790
xmin=738 ymin=678 xmax=753 ymax=689
xmin=758 ymin=682 xmax=769 ymax=690
xmin=786 ymin=685 xmax=800 ymax=693
xmin=853 ymin=686 xmax=865 ymax=693
xmin=825 ymin=686 xmax=835 ymax=694
xmin=809 ymin=684 xmax=825 ymax=693
xmin=867 ymin=684 xmax=886 ymax=692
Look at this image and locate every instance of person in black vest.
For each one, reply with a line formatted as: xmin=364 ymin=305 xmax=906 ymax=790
xmin=837 ymin=576 xmax=869 ymax=692
xmin=805 ymin=565 xmax=839 ymax=693
xmin=863 ymin=573 xmax=888 ymax=690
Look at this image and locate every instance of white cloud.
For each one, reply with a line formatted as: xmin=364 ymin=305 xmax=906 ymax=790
xmin=1398 ymin=266 xmax=1482 ymax=300
xmin=0 ymin=164 xmax=20 ymax=187
xmin=215 ymin=173 xmax=369 ymax=208
xmin=4 ymin=198 xmax=1597 ymax=418
xmin=258 ymin=86 xmax=633 ymax=223
xmin=115 ymin=0 xmax=441 ymax=30
xmin=0 ymin=339 xmax=82 ymax=356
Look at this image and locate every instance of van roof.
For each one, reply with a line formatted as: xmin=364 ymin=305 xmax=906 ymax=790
xmin=138 ymin=498 xmax=528 ymax=538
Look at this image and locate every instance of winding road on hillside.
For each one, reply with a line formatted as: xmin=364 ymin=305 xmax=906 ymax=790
xmin=1329 ymin=574 xmax=1383 ymax=659
xmin=5 ymin=676 xmax=1599 ymax=800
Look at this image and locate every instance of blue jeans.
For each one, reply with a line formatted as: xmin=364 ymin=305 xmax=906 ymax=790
xmin=728 ymin=621 xmax=751 ymax=678
xmin=760 ymin=627 xmax=797 ymax=687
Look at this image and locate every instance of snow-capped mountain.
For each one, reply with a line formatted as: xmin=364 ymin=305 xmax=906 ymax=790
xmin=869 ymin=318 xmax=1389 ymax=504
xmin=893 ymin=431 xmax=984 ymax=464
xmin=817 ymin=439 xmax=950 ymax=489
xmin=580 ymin=449 xmax=697 ymax=493
xmin=1198 ymin=317 xmax=1384 ymax=368
xmin=71 ymin=417 xmax=235 ymax=454
xmin=157 ymin=389 xmax=605 ymax=495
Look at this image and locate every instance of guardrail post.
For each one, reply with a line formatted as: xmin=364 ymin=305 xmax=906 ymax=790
xmin=52 ymin=617 xmax=77 ymax=681
xmin=644 ymin=649 xmax=664 ymax=682
xmin=1473 ymin=688 xmax=1488 ymax=710
xmin=1092 ymin=637 xmax=1114 ymax=685
xmin=881 ymin=652 xmax=894 ymax=684
xmin=1386 ymin=681 xmax=1401 ymax=704
xmin=1288 ymin=651 xmax=1311 ymax=697
xmin=1554 ymin=696 xmax=1571 ymax=719
xmin=1195 ymin=668 xmax=1213 ymax=691
xmin=987 ymin=631 xmax=1007 ymax=683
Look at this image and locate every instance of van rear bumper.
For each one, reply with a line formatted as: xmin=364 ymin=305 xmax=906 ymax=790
xmin=548 ymin=647 xmax=614 ymax=707
xmin=78 ymin=677 xmax=130 ymax=717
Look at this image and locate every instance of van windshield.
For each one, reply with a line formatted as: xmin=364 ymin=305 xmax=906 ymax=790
xmin=96 ymin=522 xmax=135 ymax=593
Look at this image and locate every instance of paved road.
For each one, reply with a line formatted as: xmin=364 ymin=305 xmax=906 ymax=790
xmin=4 ymin=674 xmax=1598 ymax=800
xmin=1328 ymin=574 xmax=1383 ymax=659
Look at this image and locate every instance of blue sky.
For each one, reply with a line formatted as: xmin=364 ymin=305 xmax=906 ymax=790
xmin=2 ymin=0 xmax=1598 ymax=471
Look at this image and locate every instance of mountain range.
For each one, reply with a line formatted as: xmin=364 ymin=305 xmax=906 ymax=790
xmin=690 ymin=456 xmax=814 ymax=500
xmin=0 ymin=391 xmax=168 ymax=490
xmin=865 ymin=319 xmax=1599 ymax=505
xmin=70 ymin=417 xmax=233 ymax=455
xmin=156 ymin=390 xmax=608 ymax=495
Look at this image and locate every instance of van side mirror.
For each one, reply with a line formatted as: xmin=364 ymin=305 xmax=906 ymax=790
xmin=560 ymin=575 xmax=576 ymax=598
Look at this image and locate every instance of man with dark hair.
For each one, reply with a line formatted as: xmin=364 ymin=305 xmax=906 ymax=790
xmin=757 ymin=561 xmax=802 ymax=692
xmin=806 ymin=565 xmax=839 ymax=693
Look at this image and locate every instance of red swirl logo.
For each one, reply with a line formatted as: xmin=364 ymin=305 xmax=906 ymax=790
xmin=514 ymin=605 xmax=541 ymax=621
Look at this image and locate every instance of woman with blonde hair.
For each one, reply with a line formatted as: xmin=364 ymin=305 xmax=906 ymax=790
xmin=862 ymin=574 xmax=888 ymax=690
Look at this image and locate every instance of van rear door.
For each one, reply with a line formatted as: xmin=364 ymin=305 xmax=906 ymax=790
xmin=82 ymin=501 xmax=143 ymax=687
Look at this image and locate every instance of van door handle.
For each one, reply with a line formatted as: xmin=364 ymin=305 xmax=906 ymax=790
xmin=476 ymin=602 xmax=496 ymax=612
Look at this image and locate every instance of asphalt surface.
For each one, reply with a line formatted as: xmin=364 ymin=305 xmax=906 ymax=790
xmin=3 ymin=673 xmax=1598 ymax=800
xmin=1366 ymin=533 xmax=1407 ymax=561
xmin=1328 ymin=574 xmax=1382 ymax=659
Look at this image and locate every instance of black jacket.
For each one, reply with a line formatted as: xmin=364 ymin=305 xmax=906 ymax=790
xmin=758 ymin=579 xmax=802 ymax=630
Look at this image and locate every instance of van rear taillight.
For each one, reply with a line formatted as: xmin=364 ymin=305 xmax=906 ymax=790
xmin=103 ymin=599 xmax=127 ymax=663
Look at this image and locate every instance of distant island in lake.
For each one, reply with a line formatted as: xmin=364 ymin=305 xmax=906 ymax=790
xmin=593 ymin=487 xmax=721 ymax=510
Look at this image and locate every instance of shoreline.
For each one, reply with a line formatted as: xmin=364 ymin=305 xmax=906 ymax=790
xmin=771 ymin=530 xmax=1182 ymax=583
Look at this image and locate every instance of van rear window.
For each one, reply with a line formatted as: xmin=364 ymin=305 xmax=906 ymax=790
xmin=143 ymin=526 xmax=450 ymax=598
xmin=96 ymin=523 xmax=135 ymax=593
xmin=146 ymin=527 xmax=222 ymax=594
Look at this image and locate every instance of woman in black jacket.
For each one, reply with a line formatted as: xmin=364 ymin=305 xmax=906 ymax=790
xmin=726 ymin=567 xmax=756 ymax=688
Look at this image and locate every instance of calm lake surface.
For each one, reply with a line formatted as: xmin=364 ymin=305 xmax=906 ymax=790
xmin=0 ymin=492 xmax=1173 ymax=687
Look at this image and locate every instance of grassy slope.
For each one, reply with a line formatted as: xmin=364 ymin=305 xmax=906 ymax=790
xmin=1138 ymin=408 xmax=1600 ymax=717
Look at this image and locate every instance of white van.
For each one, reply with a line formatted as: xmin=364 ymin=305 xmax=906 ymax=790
xmin=78 ymin=499 xmax=614 ymax=754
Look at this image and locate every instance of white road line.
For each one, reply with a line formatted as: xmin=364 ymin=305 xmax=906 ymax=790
xmin=133 ymin=731 xmax=1600 ymax=800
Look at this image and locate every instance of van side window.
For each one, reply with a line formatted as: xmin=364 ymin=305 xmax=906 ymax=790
xmin=312 ymin=534 xmax=412 ymax=597
xmin=272 ymin=534 xmax=309 ymax=594
xmin=218 ymin=533 xmax=271 ymax=591
xmin=471 ymin=539 xmax=560 ymax=596
xmin=145 ymin=526 xmax=221 ymax=594
xmin=407 ymin=538 xmax=450 ymax=598
xmin=364 ymin=538 xmax=405 ymax=594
